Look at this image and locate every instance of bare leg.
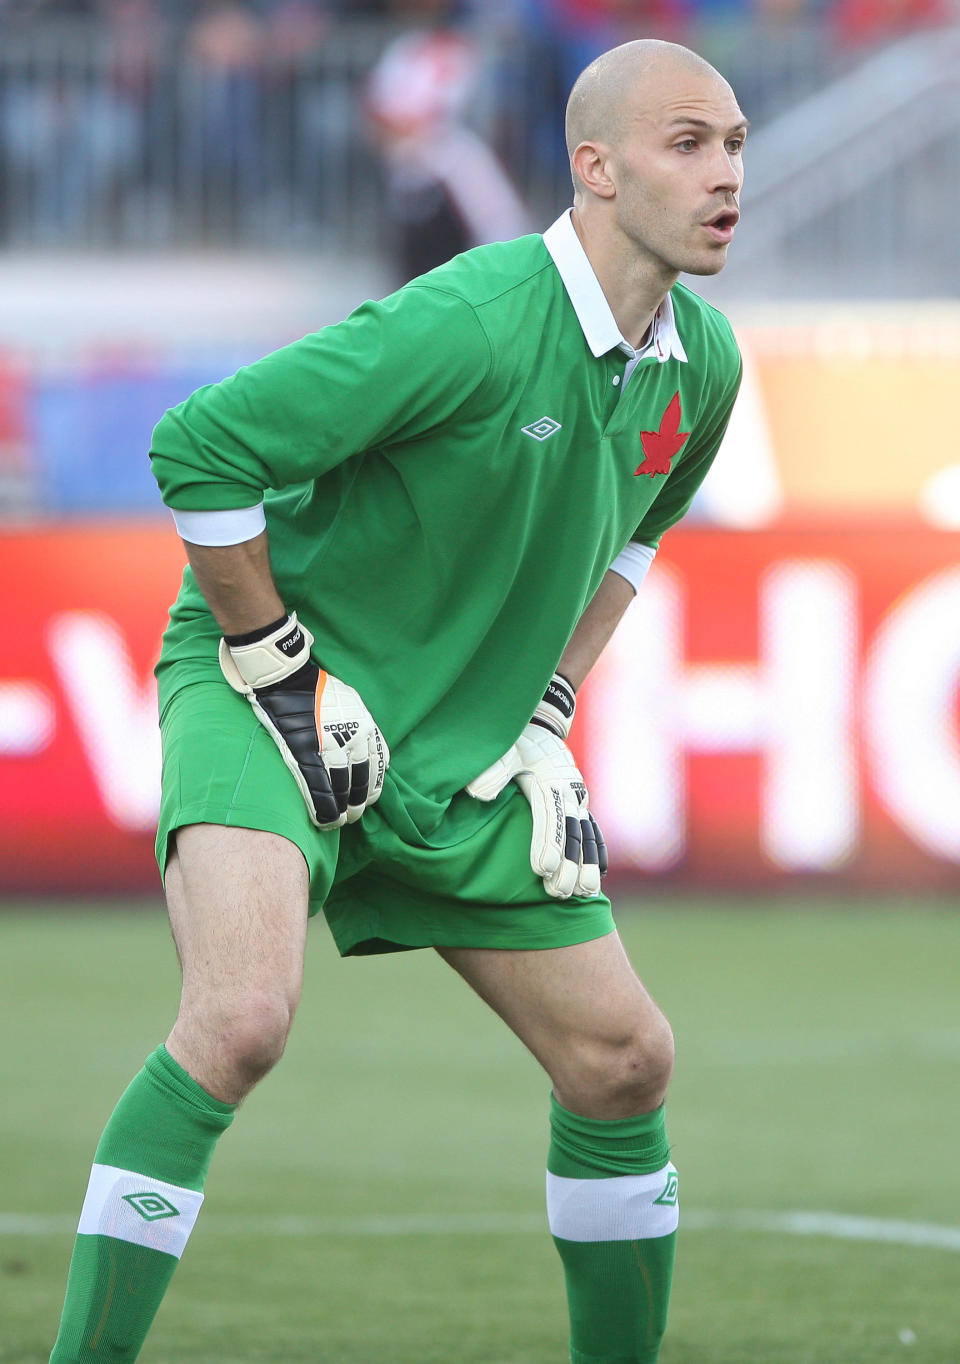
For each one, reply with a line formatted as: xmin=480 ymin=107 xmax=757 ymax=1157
xmin=165 ymin=822 xmax=311 ymax=1102
xmin=441 ymin=930 xmax=679 ymax=1363
xmin=439 ymin=930 xmax=674 ymax=1116
xmin=49 ymin=823 xmax=310 ymax=1361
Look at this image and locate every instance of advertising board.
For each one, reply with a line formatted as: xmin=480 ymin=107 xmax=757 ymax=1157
xmin=2 ymin=524 xmax=958 ymax=893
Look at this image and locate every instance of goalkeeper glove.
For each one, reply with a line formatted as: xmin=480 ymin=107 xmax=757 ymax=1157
xmin=218 ymin=612 xmax=388 ymax=830
xmin=466 ymin=673 xmax=607 ymax=899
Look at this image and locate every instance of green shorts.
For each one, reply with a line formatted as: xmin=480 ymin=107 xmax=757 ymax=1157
xmin=157 ymin=680 xmax=614 ymax=957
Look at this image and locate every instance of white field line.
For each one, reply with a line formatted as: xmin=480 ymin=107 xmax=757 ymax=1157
xmin=3 ymin=1208 xmax=960 ymax=1252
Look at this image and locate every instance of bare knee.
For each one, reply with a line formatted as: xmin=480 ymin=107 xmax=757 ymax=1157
xmin=170 ymin=987 xmax=299 ymax=1102
xmin=555 ymin=1007 xmax=675 ymax=1119
xmin=213 ymin=991 xmax=297 ymax=1084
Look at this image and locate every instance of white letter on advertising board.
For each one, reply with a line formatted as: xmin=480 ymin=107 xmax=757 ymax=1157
xmin=759 ymin=561 xmax=859 ymax=870
xmin=46 ymin=611 xmax=161 ymax=832
xmin=863 ymin=568 xmax=960 ymax=862
xmin=587 ymin=560 xmax=858 ymax=872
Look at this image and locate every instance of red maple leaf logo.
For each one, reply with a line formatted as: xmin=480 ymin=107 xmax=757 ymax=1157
xmin=635 ymin=391 xmax=690 ymax=477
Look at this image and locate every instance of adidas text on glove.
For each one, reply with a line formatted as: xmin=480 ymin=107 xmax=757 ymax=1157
xmin=219 ymin=612 xmax=389 ymax=830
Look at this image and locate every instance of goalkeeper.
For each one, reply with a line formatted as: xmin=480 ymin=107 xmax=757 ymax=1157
xmin=51 ymin=37 xmax=745 ymax=1364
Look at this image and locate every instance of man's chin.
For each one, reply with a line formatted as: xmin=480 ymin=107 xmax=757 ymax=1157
xmin=682 ymin=249 xmax=731 ymax=277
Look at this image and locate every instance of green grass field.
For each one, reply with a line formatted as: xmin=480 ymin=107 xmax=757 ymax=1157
xmin=2 ymin=899 xmax=959 ymax=1363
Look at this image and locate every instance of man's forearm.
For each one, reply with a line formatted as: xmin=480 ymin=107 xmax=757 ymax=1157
xmin=182 ymin=532 xmax=286 ymax=637
xmin=557 ymin=568 xmax=636 ymax=691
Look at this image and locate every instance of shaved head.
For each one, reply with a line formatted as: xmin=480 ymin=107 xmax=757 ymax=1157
xmin=565 ymin=40 xmax=730 ymax=193
xmin=560 ymin=39 xmax=745 ymax=303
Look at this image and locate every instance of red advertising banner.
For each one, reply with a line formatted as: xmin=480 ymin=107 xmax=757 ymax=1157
xmin=0 ymin=524 xmax=186 ymax=893
xmin=1 ymin=523 xmax=959 ymax=894
xmin=581 ymin=528 xmax=960 ymax=890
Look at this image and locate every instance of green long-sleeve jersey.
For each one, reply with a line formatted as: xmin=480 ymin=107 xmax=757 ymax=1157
xmin=151 ymin=219 xmax=741 ymax=837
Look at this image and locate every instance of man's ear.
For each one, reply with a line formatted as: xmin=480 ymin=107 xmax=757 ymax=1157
xmin=571 ymin=141 xmax=616 ymax=200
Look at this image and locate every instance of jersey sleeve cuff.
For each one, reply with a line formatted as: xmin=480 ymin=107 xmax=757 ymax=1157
xmin=609 ymin=541 xmax=657 ymax=593
xmin=171 ymin=504 xmax=267 ymax=546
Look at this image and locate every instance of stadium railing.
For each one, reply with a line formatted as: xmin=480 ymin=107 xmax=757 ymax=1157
xmin=0 ymin=14 xmax=871 ymax=253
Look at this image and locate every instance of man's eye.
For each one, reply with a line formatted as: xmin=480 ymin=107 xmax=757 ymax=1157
xmin=726 ymin=138 xmax=745 ymax=154
xmin=675 ymin=139 xmax=697 ymax=152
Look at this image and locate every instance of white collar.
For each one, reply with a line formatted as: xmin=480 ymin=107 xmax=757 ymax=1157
xmin=542 ymin=209 xmax=688 ymax=365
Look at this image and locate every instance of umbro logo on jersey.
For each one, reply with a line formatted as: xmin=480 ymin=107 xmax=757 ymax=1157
xmin=521 ymin=416 xmax=562 ymax=442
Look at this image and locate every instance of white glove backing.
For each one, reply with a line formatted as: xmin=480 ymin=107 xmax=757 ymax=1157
xmin=466 ymin=673 xmax=607 ymax=899
xmin=219 ymin=612 xmax=388 ymax=830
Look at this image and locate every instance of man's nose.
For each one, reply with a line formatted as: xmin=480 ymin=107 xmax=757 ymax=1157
xmin=709 ymin=146 xmax=742 ymax=194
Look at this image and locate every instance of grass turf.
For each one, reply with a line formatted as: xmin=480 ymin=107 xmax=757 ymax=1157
xmin=1 ymin=898 xmax=958 ymax=1362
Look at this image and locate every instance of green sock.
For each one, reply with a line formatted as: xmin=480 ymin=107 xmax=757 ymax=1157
xmin=547 ymin=1095 xmax=679 ymax=1364
xmin=50 ymin=1045 xmax=235 ymax=1362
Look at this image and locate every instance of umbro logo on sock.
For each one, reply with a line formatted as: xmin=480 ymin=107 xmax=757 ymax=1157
xmin=121 ymin=1192 xmax=181 ymax=1221
xmin=653 ymin=1172 xmax=679 ymax=1207
xmin=521 ymin=416 xmax=562 ymax=441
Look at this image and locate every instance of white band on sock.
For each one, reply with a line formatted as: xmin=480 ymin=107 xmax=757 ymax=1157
xmin=77 ymin=1163 xmax=204 ymax=1259
xmin=546 ymin=1163 xmax=679 ymax=1242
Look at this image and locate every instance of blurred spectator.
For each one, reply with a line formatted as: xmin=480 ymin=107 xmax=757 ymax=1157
xmin=0 ymin=66 xmax=140 ymax=244
xmin=102 ymin=0 xmax=173 ymax=240
xmin=258 ymin=0 xmax=330 ymax=51
xmin=1 ymin=0 xmax=954 ymax=257
xmin=530 ymin=0 xmax=692 ymax=95
xmin=181 ymin=1 xmax=265 ymax=234
xmin=254 ymin=1 xmax=340 ymax=234
xmin=489 ymin=0 xmax=692 ymax=203
xmin=365 ymin=20 xmax=532 ymax=280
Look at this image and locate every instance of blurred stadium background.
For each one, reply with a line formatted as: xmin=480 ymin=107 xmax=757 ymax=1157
xmin=2 ymin=2 xmax=960 ymax=1361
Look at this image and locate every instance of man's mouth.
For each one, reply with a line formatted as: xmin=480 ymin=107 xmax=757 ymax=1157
xmin=702 ymin=208 xmax=740 ymax=243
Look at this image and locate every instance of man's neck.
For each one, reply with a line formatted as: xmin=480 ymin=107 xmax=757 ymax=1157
xmin=570 ymin=206 xmax=677 ymax=351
